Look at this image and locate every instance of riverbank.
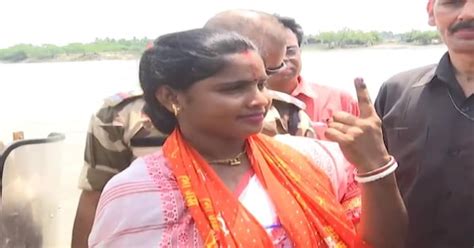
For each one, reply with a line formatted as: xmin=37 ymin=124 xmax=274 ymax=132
xmin=0 ymin=43 xmax=445 ymax=64
xmin=19 ymin=52 xmax=140 ymax=63
xmin=302 ymin=42 xmax=443 ymax=51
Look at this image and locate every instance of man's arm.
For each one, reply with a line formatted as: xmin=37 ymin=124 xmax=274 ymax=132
xmin=71 ymin=191 xmax=101 ymax=248
xmin=71 ymin=109 xmax=132 ymax=248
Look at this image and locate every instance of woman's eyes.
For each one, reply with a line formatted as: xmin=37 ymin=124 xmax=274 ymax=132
xmin=220 ymin=81 xmax=267 ymax=93
xmin=221 ymin=84 xmax=246 ymax=92
xmin=440 ymin=0 xmax=464 ymax=6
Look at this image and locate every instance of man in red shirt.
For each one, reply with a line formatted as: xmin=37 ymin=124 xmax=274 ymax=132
xmin=268 ymin=15 xmax=360 ymax=139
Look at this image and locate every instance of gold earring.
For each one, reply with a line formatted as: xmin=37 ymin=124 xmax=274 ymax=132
xmin=172 ymin=104 xmax=180 ymax=116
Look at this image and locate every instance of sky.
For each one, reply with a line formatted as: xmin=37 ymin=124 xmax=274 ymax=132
xmin=0 ymin=0 xmax=435 ymax=48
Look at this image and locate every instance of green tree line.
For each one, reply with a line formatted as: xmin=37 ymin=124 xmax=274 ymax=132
xmin=306 ymin=29 xmax=382 ymax=48
xmin=398 ymin=30 xmax=441 ymax=45
xmin=305 ymin=29 xmax=440 ymax=48
xmin=0 ymin=37 xmax=150 ymax=62
xmin=0 ymin=30 xmax=441 ymax=62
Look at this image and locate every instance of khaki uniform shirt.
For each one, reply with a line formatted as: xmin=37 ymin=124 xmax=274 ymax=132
xmin=79 ymin=91 xmax=166 ymax=191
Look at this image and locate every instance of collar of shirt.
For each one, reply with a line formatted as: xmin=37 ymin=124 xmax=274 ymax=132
xmin=291 ymin=76 xmax=317 ymax=99
xmin=412 ymin=52 xmax=458 ymax=92
xmin=435 ymin=52 xmax=470 ymax=102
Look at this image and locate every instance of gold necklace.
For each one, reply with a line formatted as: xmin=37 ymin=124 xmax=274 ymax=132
xmin=208 ymin=151 xmax=247 ymax=166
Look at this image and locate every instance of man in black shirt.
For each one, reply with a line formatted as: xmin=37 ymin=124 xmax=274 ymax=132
xmin=375 ymin=0 xmax=474 ymax=247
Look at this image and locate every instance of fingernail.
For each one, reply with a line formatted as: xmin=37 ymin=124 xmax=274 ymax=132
xmin=354 ymin=78 xmax=366 ymax=89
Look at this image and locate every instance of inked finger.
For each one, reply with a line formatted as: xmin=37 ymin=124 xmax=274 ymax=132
xmin=354 ymin=77 xmax=376 ymax=118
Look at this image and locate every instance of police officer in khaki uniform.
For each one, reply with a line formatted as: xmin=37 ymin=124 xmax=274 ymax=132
xmin=78 ymin=90 xmax=166 ymax=192
xmin=72 ymin=91 xmax=167 ymax=247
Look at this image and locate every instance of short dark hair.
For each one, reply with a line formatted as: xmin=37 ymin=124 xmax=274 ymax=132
xmin=139 ymin=28 xmax=256 ymax=134
xmin=274 ymin=15 xmax=304 ymax=47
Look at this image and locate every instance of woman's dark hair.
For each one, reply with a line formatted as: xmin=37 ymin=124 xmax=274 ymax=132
xmin=139 ymin=28 xmax=257 ymax=134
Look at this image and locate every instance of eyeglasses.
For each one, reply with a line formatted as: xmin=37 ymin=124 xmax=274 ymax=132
xmin=285 ymin=46 xmax=300 ymax=59
xmin=265 ymin=61 xmax=287 ymax=76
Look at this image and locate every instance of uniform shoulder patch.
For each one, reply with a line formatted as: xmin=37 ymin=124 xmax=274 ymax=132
xmin=104 ymin=90 xmax=143 ymax=107
xmin=266 ymin=90 xmax=307 ymax=110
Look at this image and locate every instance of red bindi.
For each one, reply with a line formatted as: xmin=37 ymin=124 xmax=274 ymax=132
xmin=240 ymin=50 xmax=253 ymax=58
xmin=240 ymin=50 xmax=259 ymax=81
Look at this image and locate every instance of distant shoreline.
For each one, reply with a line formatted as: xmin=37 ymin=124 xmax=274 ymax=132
xmin=13 ymin=52 xmax=141 ymax=63
xmin=0 ymin=43 xmax=445 ymax=64
xmin=1 ymin=29 xmax=442 ymax=63
xmin=302 ymin=42 xmax=444 ymax=51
